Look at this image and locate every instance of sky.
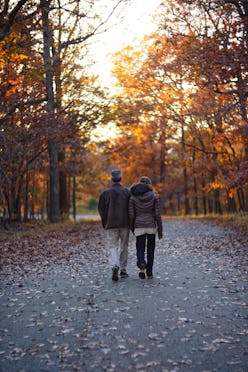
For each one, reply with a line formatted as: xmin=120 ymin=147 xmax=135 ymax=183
xmin=89 ymin=0 xmax=162 ymax=141
xmin=89 ymin=0 xmax=162 ymax=86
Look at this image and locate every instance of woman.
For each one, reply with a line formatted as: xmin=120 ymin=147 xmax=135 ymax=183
xmin=129 ymin=176 xmax=163 ymax=279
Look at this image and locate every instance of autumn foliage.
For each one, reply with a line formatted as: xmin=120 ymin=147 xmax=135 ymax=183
xmin=0 ymin=0 xmax=247 ymax=222
xmin=104 ymin=0 xmax=248 ymax=215
xmin=0 ymin=1 xmax=113 ymax=223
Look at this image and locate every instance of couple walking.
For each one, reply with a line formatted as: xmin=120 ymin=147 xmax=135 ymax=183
xmin=98 ymin=169 xmax=163 ymax=281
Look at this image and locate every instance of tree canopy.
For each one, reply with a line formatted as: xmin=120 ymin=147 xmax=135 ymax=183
xmin=0 ymin=0 xmax=247 ymax=222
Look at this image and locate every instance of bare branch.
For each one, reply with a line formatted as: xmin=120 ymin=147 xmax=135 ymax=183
xmin=0 ymin=0 xmax=29 ymax=41
xmin=0 ymin=0 xmax=10 ymax=17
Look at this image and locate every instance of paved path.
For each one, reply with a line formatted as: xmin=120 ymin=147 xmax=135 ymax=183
xmin=0 ymin=219 xmax=247 ymax=371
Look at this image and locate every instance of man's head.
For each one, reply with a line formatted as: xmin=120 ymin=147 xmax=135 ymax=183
xmin=111 ymin=169 xmax=122 ymax=182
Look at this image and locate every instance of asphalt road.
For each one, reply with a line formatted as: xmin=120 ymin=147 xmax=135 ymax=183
xmin=0 ymin=218 xmax=247 ymax=371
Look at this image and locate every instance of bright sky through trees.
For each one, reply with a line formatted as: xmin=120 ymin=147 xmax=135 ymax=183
xmin=89 ymin=0 xmax=161 ymax=86
xmin=89 ymin=0 xmax=161 ymax=140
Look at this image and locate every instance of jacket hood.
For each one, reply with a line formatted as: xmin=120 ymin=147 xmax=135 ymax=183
xmin=130 ymin=183 xmax=155 ymax=203
xmin=130 ymin=183 xmax=152 ymax=196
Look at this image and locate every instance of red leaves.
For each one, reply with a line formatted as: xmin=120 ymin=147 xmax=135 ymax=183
xmin=225 ymin=161 xmax=248 ymax=188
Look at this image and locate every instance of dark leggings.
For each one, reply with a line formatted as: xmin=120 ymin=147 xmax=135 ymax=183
xmin=136 ymin=234 xmax=155 ymax=276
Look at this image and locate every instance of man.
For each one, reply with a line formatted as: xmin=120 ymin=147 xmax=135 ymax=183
xmin=98 ymin=169 xmax=130 ymax=281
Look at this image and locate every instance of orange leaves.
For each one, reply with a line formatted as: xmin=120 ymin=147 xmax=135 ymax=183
xmin=100 ymin=0 xmax=248 ymax=214
xmin=0 ymin=33 xmax=28 ymax=66
xmin=0 ymin=32 xmax=29 ymax=100
xmin=209 ymin=180 xmax=224 ymax=191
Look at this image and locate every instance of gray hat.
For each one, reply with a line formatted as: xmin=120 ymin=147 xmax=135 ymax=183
xmin=111 ymin=169 xmax=122 ymax=182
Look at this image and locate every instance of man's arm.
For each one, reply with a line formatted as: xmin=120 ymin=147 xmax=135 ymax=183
xmin=98 ymin=192 xmax=106 ymax=228
xmin=128 ymin=197 xmax=135 ymax=232
xmin=155 ymin=198 xmax=163 ymax=239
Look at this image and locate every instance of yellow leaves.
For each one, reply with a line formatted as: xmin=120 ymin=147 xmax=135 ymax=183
xmin=0 ymin=43 xmax=7 ymax=69
xmin=0 ymin=34 xmax=30 ymax=100
xmin=13 ymin=53 xmax=28 ymax=63
xmin=132 ymin=126 xmax=145 ymax=144
xmin=209 ymin=181 xmax=225 ymax=190
xmin=0 ymin=33 xmax=28 ymax=67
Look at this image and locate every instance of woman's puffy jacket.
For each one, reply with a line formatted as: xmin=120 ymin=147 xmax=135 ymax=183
xmin=129 ymin=183 xmax=163 ymax=239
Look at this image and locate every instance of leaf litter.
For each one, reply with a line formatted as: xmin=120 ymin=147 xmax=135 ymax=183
xmin=0 ymin=218 xmax=247 ymax=371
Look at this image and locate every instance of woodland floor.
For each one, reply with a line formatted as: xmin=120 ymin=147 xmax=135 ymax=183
xmin=0 ymin=218 xmax=247 ymax=372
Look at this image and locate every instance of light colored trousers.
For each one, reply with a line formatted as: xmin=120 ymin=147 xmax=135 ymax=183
xmin=106 ymin=228 xmax=129 ymax=270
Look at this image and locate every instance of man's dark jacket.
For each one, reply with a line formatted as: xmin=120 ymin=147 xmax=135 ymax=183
xmin=98 ymin=183 xmax=130 ymax=229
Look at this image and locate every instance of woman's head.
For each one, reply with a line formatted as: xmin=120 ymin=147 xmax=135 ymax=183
xmin=139 ymin=176 xmax=152 ymax=185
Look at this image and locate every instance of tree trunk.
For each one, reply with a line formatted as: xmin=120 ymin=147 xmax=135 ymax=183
xmin=238 ymin=86 xmax=248 ymax=211
xmin=59 ymin=166 xmax=68 ymax=218
xmin=53 ymin=35 xmax=69 ymax=218
xmin=168 ymin=193 xmax=175 ymax=214
xmin=58 ymin=149 xmax=69 ymax=218
xmin=0 ymin=187 xmax=9 ymax=219
xmin=237 ymin=187 xmax=245 ymax=211
xmin=72 ymin=176 xmax=76 ymax=221
xmin=40 ymin=0 xmax=60 ymax=222
xmin=24 ymin=168 xmax=29 ymax=222
xmin=159 ymin=119 xmax=167 ymax=213
xmin=237 ymin=48 xmax=248 ymax=162
xmin=181 ymin=123 xmax=190 ymax=215
xmin=12 ymin=175 xmax=23 ymax=222
xmin=193 ymin=176 xmax=199 ymax=215
xmin=211 ymin=150 xmax=222 ymax=215
xmin=192 ymin=147 xmax=199 ymax=215
xmin=202 ymin=195 xmax=207 ymax=215
xmin=213 ymin=189 xmax=223 ymax=215
xmin=48 ymin=140 xmax=60 ymax=222
xmin=208 ymin=196 xmax=213 ymax=214
xmin=183 ymin=167 xmax=190 ymax=214
xmin=176 ymin=192 xmax=181 ymax=213
xmin=226 ymin=191 xmax=237 ymax=213
xmin=68 ymin=176 xmax=71 ymax=213
xmin=202 ymin=192 xmax=207 ymax=215
xmin=46 ymin=180 xmax=49 ymax=219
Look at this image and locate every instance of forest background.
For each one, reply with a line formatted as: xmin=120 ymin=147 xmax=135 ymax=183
xmin=0 ymin=0 xmax=247 ymax=224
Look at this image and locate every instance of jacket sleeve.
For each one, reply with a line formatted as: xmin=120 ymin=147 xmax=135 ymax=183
xmin=154 ymin=197 xmax=163 ymax=239
xmin=128 ymin=197 xmax=135 ymax=232
xmin=98 ymin=192 xmax=107 ymax=228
